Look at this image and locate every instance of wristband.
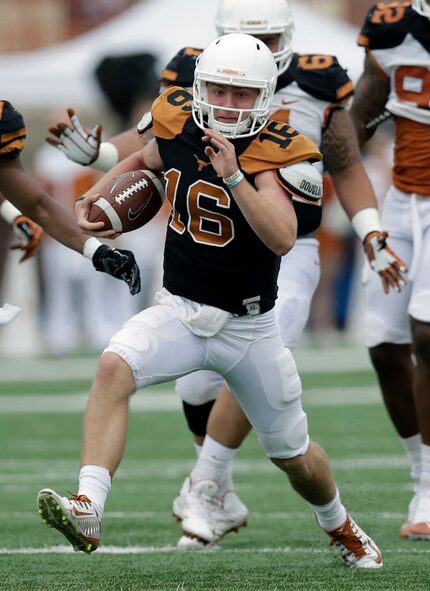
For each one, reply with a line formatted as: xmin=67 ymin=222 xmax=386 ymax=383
xmin=0 ymin=199 xmax=21 ymax=224
xmin=91 ymin=142 xmax=119 ymax=172
xmin=351 ymin=207 xmax=382 ymax=241
xmin=223 ymin=170 xmax=245 ymax=189
xmin=83 ymin=237 xmax=103 ymax=260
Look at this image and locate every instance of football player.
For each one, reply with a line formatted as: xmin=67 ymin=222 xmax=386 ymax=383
xmin=44 ymin=0 xmax=405 ymax=549
xmin=350 ymin=0 xmax=430 ymax=540
xmin=0 ymin=100 xmax=141 ymax=296
xmin=37 ymin=34 xmax=382 ymax=568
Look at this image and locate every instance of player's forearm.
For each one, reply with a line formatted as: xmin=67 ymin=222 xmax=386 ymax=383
xmin=108 ymin=129 xmax=143 ymax=162
xmin=0 ymin=162 xmax=86 ymax=253
xmin=332 ymin=162 xmax=378 ymax=220
xmin=230 ymin=179 xmax=296 ymax=256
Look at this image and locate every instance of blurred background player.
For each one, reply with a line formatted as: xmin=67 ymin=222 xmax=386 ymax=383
xmin=350 ymin=0 xmax=430 ymax=540
xmin=0 ymin=100 xmax=141 ymax=301
xmin=44 ymin=0 xmax=406 ymax=549
xmin=38 ymin=33 xmax=382 ymax=568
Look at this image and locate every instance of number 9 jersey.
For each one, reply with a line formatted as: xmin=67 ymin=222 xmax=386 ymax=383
xmin=358 ymin=1 xmax=430 ymax=195
xmin=152 ymin=87 xmax=321 ymax=316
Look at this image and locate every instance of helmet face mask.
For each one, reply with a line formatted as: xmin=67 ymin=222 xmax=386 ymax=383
xmin=215 ymin=0 xmax=294 ymax=75
xmin=192 ymin=34 xmax=278 ymax=139
xmin=412 ymin=0 xmax=430 ymax=18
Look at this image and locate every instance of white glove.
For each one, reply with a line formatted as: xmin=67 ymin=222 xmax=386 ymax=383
xmin=363 ymin=231 xmax=407 ymax=294
xmin=46 ymin=108 xmax=101 ymax=165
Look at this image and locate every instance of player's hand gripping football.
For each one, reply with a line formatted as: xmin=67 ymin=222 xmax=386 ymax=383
xmin=75 ymin=194 xmax=120 ymax=239
xmin=202 ymin=128 xmax=240 ymax=179
xmin=10 ymin=215 xmax=43 ymax=263
xmin=92 ymin=244 xmax=141 ymax=295
xmin=46 ymin=108 xmax=102 ymax=165
xmin=363 ymin=231 xmax=407 ymax=294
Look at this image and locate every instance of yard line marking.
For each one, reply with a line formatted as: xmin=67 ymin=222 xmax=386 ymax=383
xmin=1 ymin=545 xmax=429 ymax=555
xmin=0 ymin=456 xmax=410 ymax=484
xmin=0 ymin=346 xmax=371 ymax=382
xmin=0 ymin=511 xmax=407 ymax=520
xmin=0 ymin=386 xmax=382 ymax=414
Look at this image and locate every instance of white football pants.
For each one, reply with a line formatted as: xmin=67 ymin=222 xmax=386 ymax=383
xmin=176 ymin=237 xmax=320 ymax=405
xmin=362 ymin=186 xmax=430 ymax=347
xmin=105 ymin=301 xmax=309 ymax=459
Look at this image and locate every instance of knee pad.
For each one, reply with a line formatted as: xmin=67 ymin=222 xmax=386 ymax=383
xmin=256 ymin=399 xmax=309 ymax=459
xmin=182 ymin=399 xmax=215 ymax=437
xmin=175 ymin=371 xmax=223 ymax=405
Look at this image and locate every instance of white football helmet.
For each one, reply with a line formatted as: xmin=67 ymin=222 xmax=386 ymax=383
xmin=412 ymin=0 xmax=430 ymax=17
xmin=215 ymin=0 xmax=294 ymax=75
xmin=192 ymin=34 xmax=278 ymax=138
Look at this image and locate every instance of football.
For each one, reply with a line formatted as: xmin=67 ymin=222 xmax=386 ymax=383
xmin=88 ymin=169 xmax=165 ymax=233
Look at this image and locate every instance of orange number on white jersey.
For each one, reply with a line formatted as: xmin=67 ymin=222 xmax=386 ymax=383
xmin=395 ymin=66 xmax=430 ymax=110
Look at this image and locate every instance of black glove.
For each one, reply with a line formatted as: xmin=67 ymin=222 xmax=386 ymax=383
xmin=92 ymin=245 xmax=141 ymax=295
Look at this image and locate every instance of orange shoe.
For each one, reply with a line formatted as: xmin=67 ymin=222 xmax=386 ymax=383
xmin=325 ymin=514 xmax=383 ymax=569
xmin=399 ymin=521 xmax=412 ymax=539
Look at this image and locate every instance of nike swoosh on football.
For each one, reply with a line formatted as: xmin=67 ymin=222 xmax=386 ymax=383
xmin=127 ymin=196 xmax=152 ymax=221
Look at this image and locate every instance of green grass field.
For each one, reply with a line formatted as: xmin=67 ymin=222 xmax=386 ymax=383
xmin=1 ymin=349 xmax=430 ymax=591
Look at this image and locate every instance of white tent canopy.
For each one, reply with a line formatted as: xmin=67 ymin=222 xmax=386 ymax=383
xmin=0 ymin=0 xmax=365 ymax=109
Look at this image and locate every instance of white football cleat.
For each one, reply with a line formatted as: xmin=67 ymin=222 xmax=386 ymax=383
xmin=409 ymin=490 xmax=430 ymax=540
xmin=37 ymin=488 xmax=100 ymax=553
xmin=325 ymin=514 xmax=383 ymax=569
xmin=399 ymin=491 xmax=419 ymax=539
xmin=174 ymin=478 xmax=248 ymax=548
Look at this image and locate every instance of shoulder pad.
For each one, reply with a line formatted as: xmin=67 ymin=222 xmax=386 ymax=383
xmin=152 ymin=87 xmax=193 ymax=140
xmin=0 ymin=100 xmax=26 ymax=158
xmin=137 ymin=111 xmax=152 ymax=135
xmin=279 ymin=53 xmax=353 ymax=105
xmin=357 ymin=2 xmax=414 ymax=50
xmin=277 ymin=161 xmax=323 ymax=202
xmin=159 ymin=47 xmax=201 ymax=90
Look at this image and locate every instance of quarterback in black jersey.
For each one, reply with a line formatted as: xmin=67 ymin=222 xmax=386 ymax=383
xmin=37 ymin=33 xmax=383 ymax=569
xmin=0 ymin=100 xmax=141 ymax=300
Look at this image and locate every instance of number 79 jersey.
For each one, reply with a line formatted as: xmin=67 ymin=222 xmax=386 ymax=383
xmin=152 ymin=87 xmax=322 ymax=316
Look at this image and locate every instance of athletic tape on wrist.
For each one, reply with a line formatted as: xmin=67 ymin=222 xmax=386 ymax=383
xmin=0 ymin=200 xmax=21 ymax=224
xmin=91 ymin=143 xmax=119 ymax=172
xmin=351 ymin=208 xmax=382 ymax=242
xmin=83 ymin=237 xmax=103 ymax=259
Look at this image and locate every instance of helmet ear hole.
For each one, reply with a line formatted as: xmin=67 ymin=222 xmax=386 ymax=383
xmin=192 ymin=34 xmax=278 ymax=139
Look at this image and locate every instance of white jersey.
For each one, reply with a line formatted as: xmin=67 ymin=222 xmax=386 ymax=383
xmin=358 ymin=1 xmax=430 ymax=195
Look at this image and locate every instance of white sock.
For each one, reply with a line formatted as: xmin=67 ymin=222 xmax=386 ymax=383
xmin=400 ymin=433 xmax=422 ymax=484
xmin=190 ymin=435 xmax=237 ymax=491
xmin=418 ymin=443 xmax=430 ymax=491
xmin=78 ymin=465 xmax=111 ymax=519
xmin=310 ymin=488 xmax=347 ymax=531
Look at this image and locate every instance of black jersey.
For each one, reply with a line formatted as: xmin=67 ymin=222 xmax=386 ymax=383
xmin=152 ymin=87 xmax=322 ymax=316
xmin=0 ymin=101 xmax=26 ymax=159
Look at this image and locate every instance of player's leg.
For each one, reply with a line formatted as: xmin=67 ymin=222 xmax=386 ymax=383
xmin=37 ymin=303 xmax=207 ymax=552
xmin=275 ymin=237 xmax=321 ymax=349
xmin=363 ymin=187 xmax=418 ymax=537
xmin=175 ymin=383 xmax=252 ymax=548
xmin=407 ymin=218 xmax=430 ymax=540
xmin=180 ymin=311 xmax=382 ymax=567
